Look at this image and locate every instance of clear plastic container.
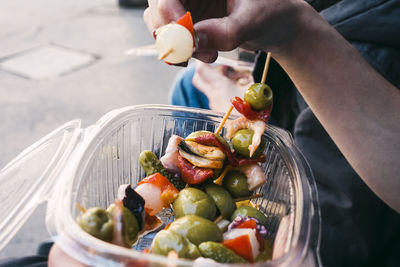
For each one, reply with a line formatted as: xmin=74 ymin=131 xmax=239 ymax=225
xmin=0 ymin=105 xmax=321 ymax=266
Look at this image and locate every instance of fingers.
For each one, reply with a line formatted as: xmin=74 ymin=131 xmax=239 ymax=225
xmin=49 ymin=244 xmax=88 ymax=267
xmin=194 ymin=16 xmax=242 ymax=51
xmin=192 ymin=50 xmax=218 ymax=63
xmin=144 ymin=0 xmax=186 ymax=32
xmin=143 ymin=8 xmax=154 ymax=33
xmin=157 ymin=0 xmax=186 ymax=24
xmin=192 ymin=16 xmax=243 ymax=63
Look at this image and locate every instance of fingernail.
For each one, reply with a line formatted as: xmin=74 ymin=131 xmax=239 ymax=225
xmin=196 ymin=32 xmax=208 ymax=50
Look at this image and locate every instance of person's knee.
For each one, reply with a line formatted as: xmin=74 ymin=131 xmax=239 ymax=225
xmin=169 ymin=64 xmax=210 ymax=109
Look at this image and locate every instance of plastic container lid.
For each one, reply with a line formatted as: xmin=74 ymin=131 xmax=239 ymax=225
xmin=0 ymin=119 xmax=81 ymax=250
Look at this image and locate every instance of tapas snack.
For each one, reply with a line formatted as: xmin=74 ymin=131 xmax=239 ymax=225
xmin=76 ymin=52 xmax=276 ymax=264
xmin=155 ymin=12 xmax=195 ymax=64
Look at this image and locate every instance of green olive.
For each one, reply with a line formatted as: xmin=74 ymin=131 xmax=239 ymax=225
xmin=244 ymin=83 xmax=273 ymax=111
xmin=231 ymin=206 xmax=270 ymax=227
xmin=204 ymin=184 xmax=236 ymax=219
xmin=107 ymin=204 xmax=139 ymax=247
xmin=77 ymin=207 xmax=113 ymax=242
xmin=173 ymin=188 xmax=217 ymax=220
xmin=186 ymin=130 xmax=229 ymax=148
xmin=168 ymin=215 xmax=222 ymax=246
xmin=223 ymin=171 xmax=251 ymax=198
xmin=232 ymin=129 xmax=266 ymax=158
xmin=151 ymin=229 xmax=201 ymax=259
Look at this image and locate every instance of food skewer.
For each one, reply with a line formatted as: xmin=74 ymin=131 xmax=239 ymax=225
xmin=214 ymin=52 xmax=272 ymax=135
xmin=155 ymin=12 xmax=195 ymax=64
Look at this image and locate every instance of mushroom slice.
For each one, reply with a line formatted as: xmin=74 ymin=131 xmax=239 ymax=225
xmin=184 ymin=140 xmax=226 ymax=160
xmin=178 ymin=149 xmax=224 ymax=169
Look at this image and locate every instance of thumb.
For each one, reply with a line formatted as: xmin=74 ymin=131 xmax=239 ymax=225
xmin=195 ymin=16 xmax=243 ymax=51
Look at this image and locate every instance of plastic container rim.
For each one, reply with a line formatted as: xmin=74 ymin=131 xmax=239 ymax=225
xmin=49 ymin=104 xmax=320 ymax=266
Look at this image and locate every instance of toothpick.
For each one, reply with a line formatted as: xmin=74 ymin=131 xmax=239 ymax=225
xmin=234 ymin=193 xmax=263 ymax=202
xmin=76 ymin=203 xmax=86 ymax=213
xmin=215 ymin=105 xmax=234 ymax=135
xmin=261 ymin=52 xmax=272 ymax=84
xmin=213 ymin=165 xmax=234 ymax=186
xmin=214 ymin=215 xmax=223 ymax=224
xmin=158 ymin=48 xmax=174 ymax=60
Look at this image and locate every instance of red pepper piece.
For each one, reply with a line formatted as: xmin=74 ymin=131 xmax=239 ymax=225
xmin=194 ymin=134 xmax=222 ymax=147
xmin=223 ymin=235 xmax=255 ymax=262
xmin=176 ymin=11 xmax=194 ymax=38
xmin=237 ymin=154 xmax=266 ymax=167
xmin=231 ymin=97 xmax=272 ymax=123
xmin=177 ymin=154 xmax=214 ymax=184
xmin=237 ymin=219 xmax=257 ymax=229
xmin=194 ymin=134 xmax=266 ymax=167
xmin=236 ymin=219 xmax=265 ymax=249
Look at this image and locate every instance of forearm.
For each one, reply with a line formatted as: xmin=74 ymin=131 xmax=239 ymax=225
xmin=271 ymin=4 xmax=400 ymax=212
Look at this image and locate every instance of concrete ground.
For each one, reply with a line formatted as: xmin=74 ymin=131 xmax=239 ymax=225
xmin=0 ymin=0 xmax=181 ymax=259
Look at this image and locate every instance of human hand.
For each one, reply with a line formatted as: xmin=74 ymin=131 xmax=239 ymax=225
xmin=48 ymin=243 xmax=88 ymax=267
xmin=192 ymin=62 xmax=253 ymax=113
xmin=144 ymin=0 xmax=311 ymax=62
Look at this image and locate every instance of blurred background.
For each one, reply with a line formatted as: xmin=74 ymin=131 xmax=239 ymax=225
xmin=0 ymin=0 xmax=181 ymax=258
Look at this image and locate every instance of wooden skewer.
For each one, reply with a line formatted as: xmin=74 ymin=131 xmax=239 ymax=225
xmin=234 ymin=193 xmax=263 ymax=202
xmin=214 ymin=215 xmax=224 ymax=224
xmin=158 ymin=48 xmax=174 ymax=60
xmin=76 ymin=203 xmax=86 ymax=213
xmin=261 ymin=52 xmax=272 ymax=84
xmin=215 ymin=105 xmax=233 ymax=135
xmin=213 ymin=165 xmax=235 ymax=185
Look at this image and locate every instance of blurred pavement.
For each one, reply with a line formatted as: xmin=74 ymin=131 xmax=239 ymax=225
xmin=0 ymin=0 xmax=182 ymax=259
